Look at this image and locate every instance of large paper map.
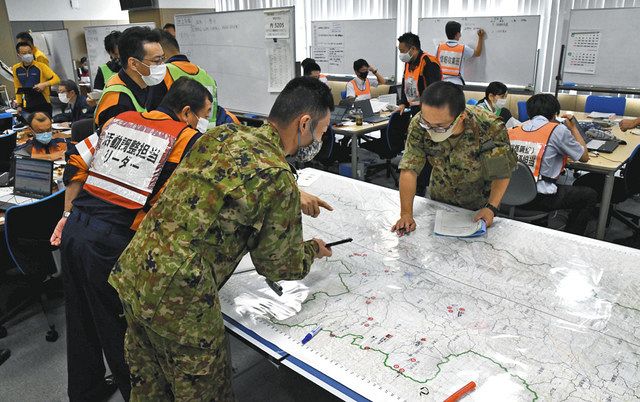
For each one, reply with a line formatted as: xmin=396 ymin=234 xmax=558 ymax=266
xmin=220 ymin=169 xmax=640 ymax=401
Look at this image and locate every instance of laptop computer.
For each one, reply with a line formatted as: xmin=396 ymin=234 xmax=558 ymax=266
xmin=0 ymin=157 xmax=54 ymax=210
xmin=330 ymin=105 xmax=350 ymax=125
xmin=565 ymin=116 xmax=619 ymax=153
xmin=353 ymin=99 xmax=388 ymax=123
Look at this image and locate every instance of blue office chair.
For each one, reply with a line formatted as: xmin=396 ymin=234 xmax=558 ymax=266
xmin=517 ymin=101 xmax=529 ymax=121
xmin=340 ymin=90 xmax=347 ymax=100
xmin=584 ymin=96 xmax=626 ymax=116
xmin=360 ymin=112 xmax=411 ymax=187
xmin=467 ymin=99 xmax=478 ymax=106
xmin=1 ymin=189 xmax=65 ymax=342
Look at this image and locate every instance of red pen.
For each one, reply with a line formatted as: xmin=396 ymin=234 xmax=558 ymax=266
xmin=443 ymin=381 xmax=476 ymax=402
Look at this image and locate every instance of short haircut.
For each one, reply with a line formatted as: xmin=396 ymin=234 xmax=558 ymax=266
xmin=118 ymin=26 xmax=161 ymax=67
xmin=526 ymin=93 xmax=560 ymax=121
xmin=421 ymin=81 xmax=466 ymax=117
xmin=163 ymin=23 xmax=176 ymax=30
xmin=158 ymin=77 xmax=213 ymax=115
xmin=59 ymin=79 xmax=79 ymax=95
xmin=353 ymin=59 xmax=369 ymax=72
xmin=269 ymin=76 xmax=334 ymax=130
xmin=303 ymin=62 xmax=321 ymax=76
xmin=158 ymin=28 xmax=180 ymax=52
xmin=27 ymin=111 xmax=51 ymax=127
xmin=485 ymin=81 xmax=508 ymax=98
xmin=16 ymin=31 xmax=34 ymax=44
xmin=80 ymin=56 xmax=87 ymax=64
xmin=445 ymin=21 xmax=462 ymax=40
xmin=300 ymin=58 xmax=316 ymax=69
xmin=16 ymin=42 xmax=33 ymax=53
xmin=397 ymin=32 xmax=421 ymax=50
xmin=104 ymin=30 xmax=121 ymax=54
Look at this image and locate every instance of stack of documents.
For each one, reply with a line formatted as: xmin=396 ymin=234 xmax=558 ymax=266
xmin=434 ymin=210 xmax=487 ymax=238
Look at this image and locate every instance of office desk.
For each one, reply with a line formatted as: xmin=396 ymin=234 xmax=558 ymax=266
xmin=564 ymin=111 xmax=640 ymax=239
xmin=332 ymin=119 xmax=389 ymax=179
xmin=222 ymin=168 xmax=640 ymax=401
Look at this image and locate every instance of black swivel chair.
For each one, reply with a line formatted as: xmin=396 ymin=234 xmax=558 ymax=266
xmin=0 ymin=132 xmax=17 ymax=173
xmin=360 ymin=112 xmax=411 ymax=187
xmin=499 ymin=162 xmax=550 ymax=223
xmin=574 ymin=145 xmax=640 ymax=234
xmin=0 ymin=189 xmax=65 ymax=341
xmin=71 ymin=118 xmax=95 ymax=143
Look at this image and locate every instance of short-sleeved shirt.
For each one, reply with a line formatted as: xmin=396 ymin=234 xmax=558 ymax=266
xmin=522 ymin=116 xmax=585 ymax=195
xmin=438 ymin=40 xmax=475 ymax=86
xmin=399 ymin=105 xmax=517 ymax=210
xmin=109 ymin=123 xmax=319 ymax=350
xmin=345 ymin=76 xmax=379 ymax=100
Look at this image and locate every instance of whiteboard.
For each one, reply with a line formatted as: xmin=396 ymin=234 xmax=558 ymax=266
xmin=418 ymin=16 xmax=540 ymax=87
xmin=84 ymin=23 xmax=156 ymax=87
xmin=563 ymin=7 xmax=640 ymax=89
xmin=175 ymin=7 xmax=296 ymax=116
xmin=32 ymin=30 xmax=74 ymax=82
xmin=311 ymin=19 xmax=396 ymax=78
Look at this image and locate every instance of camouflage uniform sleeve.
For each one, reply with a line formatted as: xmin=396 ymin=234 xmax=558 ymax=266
xmin=481 ymin=116 xmax=517 ymax=180
xmin=398 ymin=115 xmax=428 ymax=174
xmin=249 ymin=169 xmax=318 ymax=282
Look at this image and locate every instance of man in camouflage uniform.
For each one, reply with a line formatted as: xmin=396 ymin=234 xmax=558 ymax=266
xmin=391 ymin=81 xmax=516 ymax=234
xmin=109 ymin=77 xmax=334 ymax=401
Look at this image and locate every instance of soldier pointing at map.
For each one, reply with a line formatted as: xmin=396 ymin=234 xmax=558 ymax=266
xmin=108 ymin=76 xmax=333 ymax=400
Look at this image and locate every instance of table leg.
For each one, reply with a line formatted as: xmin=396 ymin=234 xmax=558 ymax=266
xmin=596 ymin=172 xmax=615 ymax=240
xmin=351 ymin=132 xmax=358 ymax=179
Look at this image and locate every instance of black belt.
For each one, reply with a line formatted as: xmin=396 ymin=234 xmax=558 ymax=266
xmin=540 ymin=175 xmax=557 ymax=184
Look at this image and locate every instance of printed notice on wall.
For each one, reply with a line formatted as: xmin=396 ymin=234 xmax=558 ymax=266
xmin=565 ymin=30 xmax=600 ymax=75
xmin=265 ymin=10 xmax=290 ymax=39
xmin=312 ymin=22 xmax=345 ymax=67
xmin=267 ymin=40 xmax=293 ymax=92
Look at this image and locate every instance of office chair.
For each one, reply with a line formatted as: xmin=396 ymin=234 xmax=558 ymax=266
xmin=360 ymin=112 xmax=410 ymax=187
xmin=584 ymin=95 xmax=626 ymax=116
xmin=517 ymin=101 xmax=529 ymax=121
xmin=574 ymin=145 xmax=640 ymax=234
xmin=340 ymin=90 xmax=347 ymax=100
xmin=467 ymin=99 xmax=478 ymax=106
xmin=0 ymin=132 xmax=17 ymax=173
xmin=1 ymin=189 xmax=65 ymax=342
xmin=70 ymin=118 xmax=94 ymax=142
xmin=499 ymin=162 xmax=549 ymax=223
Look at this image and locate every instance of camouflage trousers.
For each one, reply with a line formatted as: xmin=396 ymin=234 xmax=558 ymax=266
xmin=123 ymin=304 xmax=235 ymax=402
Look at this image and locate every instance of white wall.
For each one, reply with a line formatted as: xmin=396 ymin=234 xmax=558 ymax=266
xmin=5 ymin=0 xmax=128 ymax=21
xmin=157 ymin=0 xmax=214 ymax=7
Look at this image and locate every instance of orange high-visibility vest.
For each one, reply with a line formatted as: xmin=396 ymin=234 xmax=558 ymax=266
xmin=83 ymin=111 xmax=192 ymax=209
xmin=437 ymin=42 xmax=465 ymax=77
xmin=508 ymin=122 xmax=566 ymax=180
xmin=348 ymin=78 xmax=371 ymax=98
xmin=403 ymin=53 xmax=438 ymax=106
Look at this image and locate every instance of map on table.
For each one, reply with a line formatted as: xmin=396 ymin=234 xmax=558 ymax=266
xmin=220 ymin=169 xmax=640 ymax=401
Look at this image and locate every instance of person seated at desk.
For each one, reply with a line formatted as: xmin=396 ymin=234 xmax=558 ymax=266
xmin=508 ymin=94 xmax=597 ymax=235
xmin=392 ymin=81 xmax=516 ymax=234
xmin=477 ymin=81 xmax=514 ymax=124
xmin=54 ymin=80 xmax=94 ymax=124
xmin=346 ymin=59 xmax=385 ymax=101
xmin=302 ymin=59 xmax=328 ymax=85
xmin=14 ymin=111 xmax=66 ymax=160
xmin=12 ymin=41 xmax=60 ymax=115
xmin=619 ymin=117 xmax=640 ymax=132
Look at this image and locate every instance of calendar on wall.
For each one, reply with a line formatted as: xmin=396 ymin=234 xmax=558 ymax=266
xmin=565 ymin=30 xmax=601 ymax=75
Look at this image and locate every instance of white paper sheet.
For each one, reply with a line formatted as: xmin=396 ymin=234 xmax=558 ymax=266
xmin=565 ymin=30 xmax=601 ymax=75
xmin=266 ymin=40 xmax=294 ymax=92
xmin=434 ymin=210 xmax=486 ymax=237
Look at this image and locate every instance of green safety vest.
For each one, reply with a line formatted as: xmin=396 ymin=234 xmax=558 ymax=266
xmin=167 ymin=63 xmax=218 ymax=127
xmin=99 ymin=64 xmax=117 ymax=85
xmin=99 ymin=84 xmax=147 ymax=113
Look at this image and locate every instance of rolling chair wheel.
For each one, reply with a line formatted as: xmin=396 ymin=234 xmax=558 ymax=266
xmin=0 ymin=326 xmax=6 ymax=338
xmin=46 ymin=326 xmax=59 ymax=342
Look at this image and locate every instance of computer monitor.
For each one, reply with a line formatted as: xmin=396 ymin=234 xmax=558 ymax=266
xmin=13 ymin=157 xmax=53 ymax=198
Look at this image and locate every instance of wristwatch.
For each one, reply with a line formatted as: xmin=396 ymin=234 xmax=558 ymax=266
xmin=62 ymin=210 xmax=72 ymax=218
xmin=483 ymin=203 xmax=499 ymax=216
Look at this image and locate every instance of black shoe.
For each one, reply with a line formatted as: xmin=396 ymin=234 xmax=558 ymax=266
xmin=83 ymin=375 xmax=118 ymax=401
xmin=0 ymin=349 xmax=10 ymax=366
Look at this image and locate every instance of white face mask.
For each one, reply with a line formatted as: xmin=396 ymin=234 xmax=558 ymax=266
xmin=20 ymin=53 xmax=34 ymax=64
xmin=399 ymin=51 xmax=411 ymax=63
xmin=495 ymin=98 xmax=508 ymax=109
xmin=137 ymin=62 xmax=166 ymax=86
xmin=58 ymin=93 xmax=69 ymax=104
xmin=196 ymin=116 xmax=210 ymax=133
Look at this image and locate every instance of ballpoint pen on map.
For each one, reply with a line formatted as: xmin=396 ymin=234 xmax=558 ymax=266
xmin=326 ymin=238 xmax=353 ymax=248
xmin=444 ymin=381 xmax=476 ymax=402
xmin=265 ymin=278 xmax=283 ymax=296
xmin=301 ymin=326 xmax=322 ymax=345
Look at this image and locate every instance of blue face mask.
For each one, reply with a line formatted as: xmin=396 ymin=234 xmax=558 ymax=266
xmin=35 ymin=132 xmax=53 ymax=145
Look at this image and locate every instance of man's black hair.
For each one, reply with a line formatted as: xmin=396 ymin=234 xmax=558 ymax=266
xmin=269 ymin=76 xmax=334 ymax=131
xmin=104 ymin=30 xmax=121 ymax=54
xmin=158 ymin=29 xmax=180 ymax=52
xmin=485 ymin=81 xmax=508 ymax=98
xmin=420 ymin=81 xmax=466 ymax=117
xmin=16 ymin=31 xmax=34 ymax=44
xmin=158 ymin=77 xmax=213 ymax=116
xmin=118 ymin=26 xmax=161 ymax=67
xmin=163 ymin=23 xmax=176 ymax=30
xmin=27 ymin=111 xmax=51 ymax=127
xmin=353 ymin=59 xmax=369 ymax=72
xmin=303 ymin=62 xmax=321 ymax=76
xmin=445 ymin=21 xmax=462 ymax=40
xmin=15 ymin=41 xmax=32 ymax=53
xmin=526 ymin=93 xmax=561 ymax=121
xmin=397 ymin=32 xmax=421 ymax=50
xmin=59 ymin=80 xmax=79 ymax=96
